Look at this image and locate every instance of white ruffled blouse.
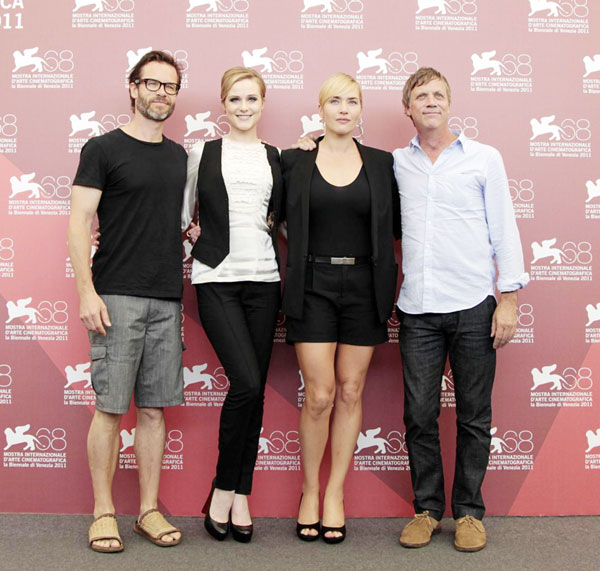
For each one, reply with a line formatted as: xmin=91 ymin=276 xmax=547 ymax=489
xmin=181 ymin=137 xmax=280 ymax=284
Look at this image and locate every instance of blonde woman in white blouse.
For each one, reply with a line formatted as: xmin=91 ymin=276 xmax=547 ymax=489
xmin=181 ymin=67 xmax=284 ymax=543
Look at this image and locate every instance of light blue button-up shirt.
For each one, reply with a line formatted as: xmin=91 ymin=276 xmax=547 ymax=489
xmin=393 ymin=132 xmax=529 ymax=314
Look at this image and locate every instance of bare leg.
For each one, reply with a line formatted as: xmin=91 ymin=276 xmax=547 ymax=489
xmin=88 ymin=409 xmax=121 ymax=550
xmin=135 ymin=407 xmax=180 ymax=543
xmin=323 ymin=344 xmax=374 ymax=539
xmin=296 ymin=342 xmax=337 ymax=537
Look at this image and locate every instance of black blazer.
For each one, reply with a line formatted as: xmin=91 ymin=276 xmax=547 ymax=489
xmin=190 ymin=138 xmax=284 ymax=269
xmin=281 ymin=139 xmax=401 ymax=322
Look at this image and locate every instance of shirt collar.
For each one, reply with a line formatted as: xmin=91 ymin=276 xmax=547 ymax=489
xmin=409 ymin=129 xmax=468 ymax=154
xmin=454 ymin=130 xmax=470 ymax=153
xmin=408 ymin=134 xmax=420 ymax=152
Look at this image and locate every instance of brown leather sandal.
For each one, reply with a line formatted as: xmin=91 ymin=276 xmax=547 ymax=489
xmin=133 ymin=508 xmax=182 ymax=547
xmin=88 ymin=513 xmax=124 ymax=553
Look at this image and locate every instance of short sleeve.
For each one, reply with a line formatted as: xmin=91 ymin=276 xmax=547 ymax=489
xmin=73 ymin=138 xmax=107 ymax=191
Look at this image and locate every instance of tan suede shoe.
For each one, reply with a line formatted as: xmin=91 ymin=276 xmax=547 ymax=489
xmin=399 ymin=511 xmax=441 ymax=548
xmin=454 ymin=515 xmax=486 ymax=552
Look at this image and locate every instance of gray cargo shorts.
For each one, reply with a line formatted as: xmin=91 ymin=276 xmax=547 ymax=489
xmin=88 ymin=294 xmax=184 ymax=414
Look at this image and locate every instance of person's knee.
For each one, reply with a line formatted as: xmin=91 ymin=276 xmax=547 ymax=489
xmin=305 ymin=387 xmax=335 ymax=417
xmin=91 ymin=410 xmax=122 ymax=433
xmin=229 ymin=373 xmax=262 ymax=403
xmin=94 ymin=409 xmax=121 ymax=423
xmin=136 ymin=407 xmax=164 ymax=427
xmin=403 ymin=405 xmax=439 ymax=434
xmin=335 ymin=376 xmax=363 ymax=408
xmin=403 ymin=380 xmax=443 ymax=432
xmin=456 ymin=407 xmax=492 ymax=433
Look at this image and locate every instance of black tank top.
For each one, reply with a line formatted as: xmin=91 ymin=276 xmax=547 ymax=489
xmin=308 ymin=165 xmax=371 ymax=257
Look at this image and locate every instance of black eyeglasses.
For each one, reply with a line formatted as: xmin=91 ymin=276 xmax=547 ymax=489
xmin=134 ymin=78 xmax=181 ymax=95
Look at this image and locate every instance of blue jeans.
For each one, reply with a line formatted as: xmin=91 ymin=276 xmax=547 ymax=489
xmin=398 ymin=296 xmax=497 ymax=520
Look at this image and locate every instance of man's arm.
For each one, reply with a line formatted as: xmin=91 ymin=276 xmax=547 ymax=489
xmin=181 ymin=141 xmax=203 ymax=231
xmin=67 ymin=185 xmax=111 ymax=335
xmin=390 ymin=153 xmax=401 ymax=240
xmin=482 ymin=148 xmax=528 ymax=349
xmin=484 ymin=148 xmax=529 ymax=292
xmin=491 ymin=290 xmax=518 ymax=349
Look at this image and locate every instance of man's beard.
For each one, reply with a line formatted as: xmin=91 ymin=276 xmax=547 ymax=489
xmin=136 ymin=93 xmax=175 ymax=122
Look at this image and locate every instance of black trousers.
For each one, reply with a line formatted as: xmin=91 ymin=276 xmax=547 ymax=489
xmin=195 ymin=281 xmax=280 ymax=495
xmin=398 ymin=296 xmax=497 ymax=520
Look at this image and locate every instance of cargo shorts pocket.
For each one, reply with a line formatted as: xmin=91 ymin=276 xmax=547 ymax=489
xmin=89 ymin=345 xmax=108 ymax=396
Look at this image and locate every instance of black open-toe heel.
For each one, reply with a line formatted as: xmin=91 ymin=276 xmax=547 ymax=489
xmin=321 ymin=524 xmax=346 ymax=544
xmin=202 ymin=480 xmax=229 ymax=541
xmin=322 ymin=498 xmax=346 ymax=544
xmin=296 ymin=494 xmax=320 ymax=542
xmin=230 ymin=510 xmax=253 ymax=544
xmin=296 ymin=520 xmax=321 ymax=541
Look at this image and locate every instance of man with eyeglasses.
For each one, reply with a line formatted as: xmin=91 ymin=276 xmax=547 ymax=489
xmin=68 ymin=50 xmax=187 ymax=553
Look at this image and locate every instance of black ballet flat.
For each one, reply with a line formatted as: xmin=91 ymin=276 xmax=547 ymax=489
xmin=202 ymin=480 xmax=229 ymax=541
xmin=296 ymin=520 xmax=321 ymax=542
xmin=321 ymin=524 xmax=346 ymax=544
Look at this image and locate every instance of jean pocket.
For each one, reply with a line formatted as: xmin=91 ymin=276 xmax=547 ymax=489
xmin=89 ymin=345 xmax=108 ymax=396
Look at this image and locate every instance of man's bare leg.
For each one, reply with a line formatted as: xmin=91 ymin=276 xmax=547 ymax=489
xmin=135 ymin=407 xmax=181 ymax=543
xmin=88 ymin=409 xmax=121 ymax=550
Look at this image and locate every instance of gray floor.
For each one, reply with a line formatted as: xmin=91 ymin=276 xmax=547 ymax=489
xmin=1 ymin=514 xmax=599 ymax=571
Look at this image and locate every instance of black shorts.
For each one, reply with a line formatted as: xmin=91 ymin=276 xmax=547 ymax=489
xmin=286 ymin=261 xmax=388 ymax=346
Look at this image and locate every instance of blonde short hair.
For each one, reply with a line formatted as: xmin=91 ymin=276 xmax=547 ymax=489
xmin=402 ymin=67 xmax=451 ymax=107
xmin=318 ymin=73 xmax=362 ymax=108
xmin=220 ymin=66 xmax=266 ymax=102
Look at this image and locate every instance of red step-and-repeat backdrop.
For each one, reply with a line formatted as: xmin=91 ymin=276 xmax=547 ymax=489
xmin=1 ymin=0 xmax=599 ymax=517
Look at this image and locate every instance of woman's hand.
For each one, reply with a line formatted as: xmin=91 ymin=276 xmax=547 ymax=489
xmin=186 ymin=221 xmax=201 ymax=244
xmin=291 ymin=135 xmax=317 ymax=151
xmin=91 ymin=229 xmax=100 ymax=249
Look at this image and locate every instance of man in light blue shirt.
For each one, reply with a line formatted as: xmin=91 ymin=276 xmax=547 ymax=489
xmin=393 ymin=68 xmax=528 ymax=552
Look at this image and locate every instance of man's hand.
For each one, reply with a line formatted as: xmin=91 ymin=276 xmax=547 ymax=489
xmin=80 ymin=290 xmax=111 ymax=336
xmin=291 ymin=135 xmax=317 ymax=151
xmin=491 ymin=291 xmax=518 ymax=349
xmin=186 ymin=221 xmax=201 ymax=245
xmin=68 ymin=185 xmax=105 ymax=334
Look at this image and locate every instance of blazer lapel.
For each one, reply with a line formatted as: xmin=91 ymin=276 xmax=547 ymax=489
xmin=356 ymin=141 xmax=380 ymax=260
xmin=298 ymin=147 xmax=317 ymax=256
xmin=214 ymin=138 xmax=228 ymax=210
xmin=265 ymin=143 xmax=282 ymax=220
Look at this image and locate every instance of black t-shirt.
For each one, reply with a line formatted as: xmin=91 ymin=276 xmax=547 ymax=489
xmin=73 ymin=128 xmax=187 ymax=299
xmin=308 ymin=165 xmax=372 ymax=257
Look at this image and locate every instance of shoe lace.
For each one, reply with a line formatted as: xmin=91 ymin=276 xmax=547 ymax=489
xmin=458 ymin=515 xmax=482 ymax=532
xmin=410 ymin=511 xmax=434 ymax=531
